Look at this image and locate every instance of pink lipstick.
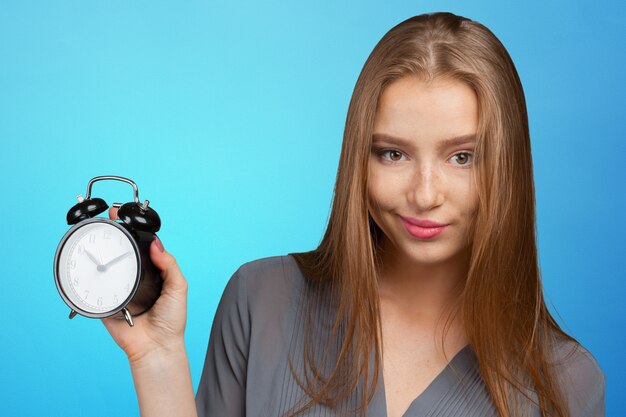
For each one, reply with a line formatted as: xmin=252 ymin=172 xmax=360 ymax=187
xmin=400 ymin=216 xmax=448 ymax=239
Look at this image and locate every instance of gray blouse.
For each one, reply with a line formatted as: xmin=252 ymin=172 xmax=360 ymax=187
xmin=195 ymin=255 xmax=605 ymax=417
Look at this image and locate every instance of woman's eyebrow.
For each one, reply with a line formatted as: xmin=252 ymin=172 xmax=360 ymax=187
xmin=372 ymin=133 xmax=477 ymax=149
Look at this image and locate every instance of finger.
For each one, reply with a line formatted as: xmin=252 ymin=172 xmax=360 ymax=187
xmin=101 ymin=316 xmax=127 ymax=342
xmin=108 ymin=206 xmax=119 ymax=220
xmin=149 ymin=236 xmax=188 ymax=293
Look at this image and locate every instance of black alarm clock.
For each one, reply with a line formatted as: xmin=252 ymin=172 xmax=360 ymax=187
xmin=53 ymin=175 xmax=164 ymax=327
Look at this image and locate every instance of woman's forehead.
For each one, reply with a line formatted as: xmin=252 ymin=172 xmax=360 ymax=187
xmin=374 ymin=76 xmax=478 ymax=148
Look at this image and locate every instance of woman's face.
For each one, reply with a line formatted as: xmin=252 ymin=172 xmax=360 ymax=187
xmin=368 ymin=75 xmax=479 ymax=266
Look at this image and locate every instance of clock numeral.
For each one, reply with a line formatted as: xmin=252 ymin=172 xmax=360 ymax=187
xmin=77 ymin=245 xmax=84 ymax=255
xmin=113 ymin=295 xmax=119 ymax=304
xmin=84 ymin=290 xmax=89 ymax=299
xmin=70 ymin=259 xmax=76 ymax=269
xmin=103 ymin=230 xmax=111 ymax=240
xmin=89 ymin=233 xmax=96 ymax=244
xmin=97 ymin=297 xmax=103 ymax=307
xmin=124 ymin=283 xmax=130 ymax=292
xmin=119 ymin=236 xmax=124 ymax=246
xmin=73 ymin=276 xmax=79 ymax=286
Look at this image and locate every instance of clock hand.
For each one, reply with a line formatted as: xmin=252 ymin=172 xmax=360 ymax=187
xmin=84 ymin=249 xmax=102 ymax=266
xmin=100 ymin=251 xmax=131 ymax=271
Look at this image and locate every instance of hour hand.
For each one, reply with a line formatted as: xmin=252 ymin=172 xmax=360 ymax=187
xmin=84 ymin=249 xmax=101 ymax=266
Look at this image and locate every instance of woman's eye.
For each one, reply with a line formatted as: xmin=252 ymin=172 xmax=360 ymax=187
xmin=377 ymin=149 xmax=406 ymax=162
xmin=449 ymin=152 xmax=473 ymax=167
xmin=374 ymin=148 xmax=473 ymax=166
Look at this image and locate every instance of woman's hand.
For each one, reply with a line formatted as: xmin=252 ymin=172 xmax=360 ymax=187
xmin=102 ymin=208 xmax=198 ymax=417
xmin=101 ymin=207 xmax=189 ymax=366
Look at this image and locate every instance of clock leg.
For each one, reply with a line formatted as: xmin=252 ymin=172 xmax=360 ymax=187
xmin=122 ymin=308 xmax=134 ymax=327
xmin=69 ymin=310 xmax=77 ymax=319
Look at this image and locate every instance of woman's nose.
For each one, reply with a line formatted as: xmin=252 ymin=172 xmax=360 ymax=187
xmin=408 ymin=164 xmax=444 ymax=211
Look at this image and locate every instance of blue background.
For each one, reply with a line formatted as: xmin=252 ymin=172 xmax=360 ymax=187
xmin=1 ymin=1 xmax=623 ymax=416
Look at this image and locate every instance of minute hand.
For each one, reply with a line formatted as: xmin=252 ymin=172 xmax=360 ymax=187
xmin=100 ymin=251 xmax=132 ymax=271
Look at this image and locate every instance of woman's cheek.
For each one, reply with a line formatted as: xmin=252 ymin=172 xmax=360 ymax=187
xmin=368 ymin=179 xmax=395 ymax=214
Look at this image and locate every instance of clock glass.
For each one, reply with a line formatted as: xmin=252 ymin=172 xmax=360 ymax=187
xmin=56 ymin=220 xmax=139 ymax=315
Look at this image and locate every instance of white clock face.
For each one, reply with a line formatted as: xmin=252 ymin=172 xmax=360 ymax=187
xmin=56 ymin=220 xmax=139 ymax=315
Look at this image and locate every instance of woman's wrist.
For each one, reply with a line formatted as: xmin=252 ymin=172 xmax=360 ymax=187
xmin=128 ymin=340 xmax=198 ymax=417
xmin=128 ymin=338 xmax=187 ymax=370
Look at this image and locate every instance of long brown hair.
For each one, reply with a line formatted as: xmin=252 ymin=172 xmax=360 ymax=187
xmin=288 ymin=11 xmax=578 ymax=417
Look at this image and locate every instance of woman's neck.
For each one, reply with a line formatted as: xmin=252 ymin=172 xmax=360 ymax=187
xmin=376 ymin=242 xmax=470 ymax=326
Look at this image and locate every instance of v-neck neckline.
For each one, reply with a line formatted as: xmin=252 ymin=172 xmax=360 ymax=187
xmin=371 ymin=344 xmax=474 ymax=417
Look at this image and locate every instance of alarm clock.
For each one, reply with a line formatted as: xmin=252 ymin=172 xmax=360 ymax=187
xmin=53 ymin=175 xmax=164 ymax=327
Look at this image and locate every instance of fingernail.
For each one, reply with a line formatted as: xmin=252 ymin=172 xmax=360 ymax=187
xmin=153 ymin=235 xmax=164 ymax=253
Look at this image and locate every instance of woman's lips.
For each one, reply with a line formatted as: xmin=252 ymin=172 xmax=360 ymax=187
xmin=399 ymin=216 xmax=448 ymax=239
xmin=399 ymin=216 xmax=447 ymax=227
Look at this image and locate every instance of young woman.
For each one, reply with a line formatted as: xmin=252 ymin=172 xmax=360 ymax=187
xmin=103 ymin=12 xmax=605 ymax=417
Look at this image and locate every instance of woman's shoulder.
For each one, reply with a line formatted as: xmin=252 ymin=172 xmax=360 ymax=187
xmin=549 ymin=337 xmax=606 ymax=415
xmin=236 ymin=254 xmax=299 ymax=277
xmin=233 ymin=254 xmax=305 ymax=289
xmin=224 ymin=254 xmax=307 ymax=314
xmin=550 ymin=337 xmax=604 ymax=380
